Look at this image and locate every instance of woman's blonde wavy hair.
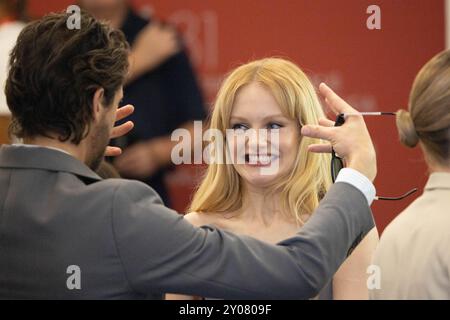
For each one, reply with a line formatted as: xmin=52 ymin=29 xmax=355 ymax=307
xmin=189 ymin=58 xmax=332 ymax=225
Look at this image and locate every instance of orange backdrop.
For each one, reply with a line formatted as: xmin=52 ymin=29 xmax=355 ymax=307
xmin=27 ymin=0 xmax=446 ymax=233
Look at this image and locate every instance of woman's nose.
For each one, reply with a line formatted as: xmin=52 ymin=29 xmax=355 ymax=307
xmin=245 ymin=128 xmax=271 ymax=154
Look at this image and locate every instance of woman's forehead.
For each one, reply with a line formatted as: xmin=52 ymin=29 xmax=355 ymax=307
xmin=232 ymin=84 xmax=283 ymax=114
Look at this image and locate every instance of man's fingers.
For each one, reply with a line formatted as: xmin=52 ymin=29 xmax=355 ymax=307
xmin=111 ymin=121 xmax=134 ymax=139
xmin=319 ymin=83 xmax=356 ymax=115
xmin=301 ymin=125 xmax=334 ymax=141
xmin=116 ymin=105 xmax=135 ymax=122
xmin=304 ymin=119 xmax=336 ymax=152
xmin=105 ymin=146 xmax=122 ymax=157
xmin=318 ymin=118 xmax=335 ymax=127
xmin=307 ymin=144 xmax=333 ymax=153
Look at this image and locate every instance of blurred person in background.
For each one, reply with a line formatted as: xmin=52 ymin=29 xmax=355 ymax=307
xmin=0 ymin=0 xmax=27 ymax=115
xmin=80 ymin=0 xmax=206 ymax=206
xmin=371 ymin=49 xmax=450 ymax=299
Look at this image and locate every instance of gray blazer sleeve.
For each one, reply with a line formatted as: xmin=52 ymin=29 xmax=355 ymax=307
xmin=111 ymin=180 xmax=374 ymax=299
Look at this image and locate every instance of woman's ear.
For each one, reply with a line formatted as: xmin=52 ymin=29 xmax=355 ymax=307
xmin=91 ymin=88 xmax=105 ymax=123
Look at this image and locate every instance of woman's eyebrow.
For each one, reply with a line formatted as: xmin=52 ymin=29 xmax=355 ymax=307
xmin=230 ymin=114 xmax=286 ymax=121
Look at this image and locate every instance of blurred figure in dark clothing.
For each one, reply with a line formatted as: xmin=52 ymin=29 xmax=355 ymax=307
xmin=80 ymin=0 xmax=206 ymax=206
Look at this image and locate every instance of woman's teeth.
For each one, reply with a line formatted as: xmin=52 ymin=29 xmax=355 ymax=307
xmin=247 ymin=155 xmax=278 ymax=164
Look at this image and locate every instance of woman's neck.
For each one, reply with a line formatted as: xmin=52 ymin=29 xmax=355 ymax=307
xmin=236 ymin=184 xmax=283 ymax=225
xmin=429 ymin=166 xmax=450 ymax=174
xmin=421 ymin=144 xmax=450 ymax=174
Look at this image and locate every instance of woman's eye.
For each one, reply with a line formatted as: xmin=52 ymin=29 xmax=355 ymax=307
xmin=267 ymin=123 xmax=282 ymax=130
xmin=231 ymin=124 xmax=248 ymax=131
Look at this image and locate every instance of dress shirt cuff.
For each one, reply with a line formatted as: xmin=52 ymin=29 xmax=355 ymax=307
xmin=335 ymin=168 xmax=376 ymax=206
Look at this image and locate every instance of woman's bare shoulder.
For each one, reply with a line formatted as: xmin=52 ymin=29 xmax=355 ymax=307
xmin=183 ymin=211 xmax=224 ymax=227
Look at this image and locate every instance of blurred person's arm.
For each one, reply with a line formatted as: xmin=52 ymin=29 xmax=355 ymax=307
xmin=126 ymin=22 xmax=180 ymax=84
xmin=113 ymin=121 xmax=199 ymax=179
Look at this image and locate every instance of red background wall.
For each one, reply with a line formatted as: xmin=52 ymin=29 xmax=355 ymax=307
xmin=27 ymin=0 xmax=446 ymax=233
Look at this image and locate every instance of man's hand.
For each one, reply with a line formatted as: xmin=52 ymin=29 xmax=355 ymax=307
xmin=105 ymin=104 xmax=135 ymax=157
xmin=301 ymin=83 xmax=377 ymax=182
xmin=128 ymin=21 xmax=180 ymax=82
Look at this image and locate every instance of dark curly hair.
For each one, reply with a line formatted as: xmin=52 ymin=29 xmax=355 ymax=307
xmin=5 ymin=10 xmax=130 ymax=144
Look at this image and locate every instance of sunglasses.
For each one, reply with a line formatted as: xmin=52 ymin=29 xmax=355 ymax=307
xmin=332 ymin=112 xmax=417 ymax=201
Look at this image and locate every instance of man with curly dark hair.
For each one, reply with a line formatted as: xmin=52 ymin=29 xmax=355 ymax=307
xmin=6 ymin=10 xmax=130 ymax=169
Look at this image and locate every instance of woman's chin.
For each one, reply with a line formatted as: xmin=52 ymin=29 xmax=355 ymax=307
xmin=241 ymin=172 xmax=280 ymax=188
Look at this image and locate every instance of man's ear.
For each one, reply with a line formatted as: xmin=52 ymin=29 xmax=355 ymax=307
xmin=92 ymin=88 xmax=105 ymax=123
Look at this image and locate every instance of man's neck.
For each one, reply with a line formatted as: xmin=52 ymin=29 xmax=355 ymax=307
xmin=23 ymin=136 xmax=87 ymax=163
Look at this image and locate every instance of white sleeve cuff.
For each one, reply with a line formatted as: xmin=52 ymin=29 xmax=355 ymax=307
xmin=335 ymin=168 xmax=376 ymax=206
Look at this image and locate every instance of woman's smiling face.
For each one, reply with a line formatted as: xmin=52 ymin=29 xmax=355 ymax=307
xmin=228 ymin=82 xmax=301 ymax=188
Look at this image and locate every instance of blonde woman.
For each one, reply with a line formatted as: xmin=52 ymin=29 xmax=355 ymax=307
xmin=167 ymin=58 xmax=379 ymax=300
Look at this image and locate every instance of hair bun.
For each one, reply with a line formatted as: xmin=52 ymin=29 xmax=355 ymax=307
xmin=396 ymin=109 xmax=419 ymax=148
